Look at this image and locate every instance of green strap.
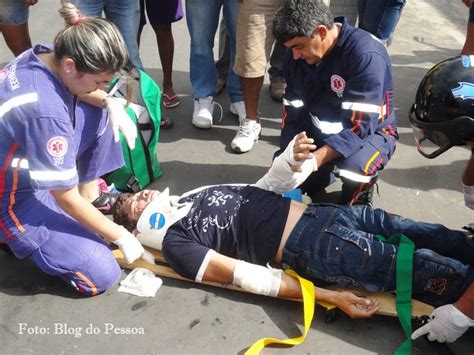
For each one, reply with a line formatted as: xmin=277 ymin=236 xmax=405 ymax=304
xmin=376 ymin=234 xmax=415 ymax=355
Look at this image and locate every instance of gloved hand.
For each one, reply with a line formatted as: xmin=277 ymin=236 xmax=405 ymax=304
xmin=112 ymin=227 xmax=146 ymax=264
xmin=104 ymin=96 xmax=137 ymax=150
xmin=411 ymin=304 xmax=474 ymax=343
xmin=256 ymin=134 xmax=317 ymax=194
xmin=141 ymin=250 xmax=156 ymax=264
xmin=462 ymin=183 xmax=474 ymax=210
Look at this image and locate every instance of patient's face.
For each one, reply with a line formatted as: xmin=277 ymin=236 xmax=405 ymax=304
xmin=123 ymin=190 xmax=161 ymax=221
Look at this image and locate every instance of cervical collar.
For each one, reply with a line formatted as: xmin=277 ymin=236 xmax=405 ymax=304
xmin=136 ymin=188 xmax=193 ymax=250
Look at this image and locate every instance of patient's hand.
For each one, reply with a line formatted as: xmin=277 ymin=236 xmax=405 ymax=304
xmin=334 ymin=291 xmax=380 ymax=318
xmin=290 ymin=131 xmax=317 ymax=172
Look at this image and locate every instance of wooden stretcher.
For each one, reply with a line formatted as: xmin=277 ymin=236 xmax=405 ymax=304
xmin=113 ymin=247 xmax=433 ymax=323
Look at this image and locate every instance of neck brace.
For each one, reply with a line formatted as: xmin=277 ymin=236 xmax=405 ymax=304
xmin=136 ymin=188 xmax=193 ymax=250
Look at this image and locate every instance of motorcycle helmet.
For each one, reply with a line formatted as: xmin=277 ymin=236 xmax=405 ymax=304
xmin=409 ymin=55 xmax=474 ymax=158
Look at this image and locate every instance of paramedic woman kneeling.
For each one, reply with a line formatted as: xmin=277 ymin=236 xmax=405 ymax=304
xmin=112 ymin=133 xmax=474 ymax=325
xmin=0 ymin=3 xmax=148 ymax=296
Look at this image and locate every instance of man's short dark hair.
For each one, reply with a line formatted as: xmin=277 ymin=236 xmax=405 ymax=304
xmin=111 ymin=193 xmax=136 ymax=232
xmin=273 ymin=0 xmax=334 ymax=43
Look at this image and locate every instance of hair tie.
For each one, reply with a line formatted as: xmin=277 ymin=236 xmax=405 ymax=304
xmin=71 ymin=14 xmax=86 ymax=25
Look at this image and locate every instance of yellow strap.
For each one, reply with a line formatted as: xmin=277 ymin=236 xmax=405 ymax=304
xmin=245 ymin=269 xmax=315 ymax=355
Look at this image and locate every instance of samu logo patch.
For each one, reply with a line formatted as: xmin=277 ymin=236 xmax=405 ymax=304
xmin=47 ymin=136 xmax=68 ymax=166
xmin=330 ymin=74 xmax=345 ymax=98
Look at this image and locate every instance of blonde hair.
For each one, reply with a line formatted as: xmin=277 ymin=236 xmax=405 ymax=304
xmin=53 ymin=2 xmax=131 ymax=75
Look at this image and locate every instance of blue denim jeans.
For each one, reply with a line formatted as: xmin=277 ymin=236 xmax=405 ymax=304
xmin=357 ymin=0 xmax=406 ymax=45
xmin=186 ymin=0 xmax=242 ymax=102
xmin=0 ymin=0 xmax=29 ymax=25
xmin=282 ymin=204 xmax=474 ymax=307
xmin=76 ymin=0 xmax=143 ymax=69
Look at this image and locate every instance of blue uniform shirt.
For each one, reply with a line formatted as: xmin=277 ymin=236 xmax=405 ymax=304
xmin=282 ymin=17 xmax=398 ymax=158
xmin=0 ymin=45 xmax=123 ymax=256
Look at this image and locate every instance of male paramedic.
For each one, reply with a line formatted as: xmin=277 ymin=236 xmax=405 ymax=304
xmin=112 ymin=132 xmax=474 ymax=325
xmin=272 ymin=0 xmax=398 ymax=205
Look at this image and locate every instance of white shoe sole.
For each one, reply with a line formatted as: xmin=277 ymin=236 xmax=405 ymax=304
xmin=192 ymin=117 xmax=212 ymax=129
xmin=193 ymin=121 xmax=212 ymax=129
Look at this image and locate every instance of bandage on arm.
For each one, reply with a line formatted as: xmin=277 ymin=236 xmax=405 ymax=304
xmin=232 ymin=260 xmax=283 ymax=297
xmin=256 ymin=135 xmax=317 ymax=194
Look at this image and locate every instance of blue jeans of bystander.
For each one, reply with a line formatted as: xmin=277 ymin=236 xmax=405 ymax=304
xmin=0 ymin=0 xmax=29 ymax=25
xmin=76 ymin=0 xmax=143 ymax=69
xmin=357 ymin=0 xmax=406 ymax=45
xmin=186 ymin=0 xmax=242 ymax=102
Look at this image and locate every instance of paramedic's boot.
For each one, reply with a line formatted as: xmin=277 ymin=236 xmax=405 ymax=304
xmin=231 ymin=118 xmax=261 ymax=153
xmin=339 ymin=177 xmax=378 ymax=206
xmin=92 ymin=191 xmax=120 ymax=215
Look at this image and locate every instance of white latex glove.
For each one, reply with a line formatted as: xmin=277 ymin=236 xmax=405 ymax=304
xmin=141 ymin=250 xmax=156 ymax=264
xmin=112 ymin=227 xmax=146 ymax=264
xmin=462 ymin=183 xmax=474 ymax=210
xmin=411 ymin=304 xmax=474 ymax=343
xmin=104 ymin=96 xmax=137 ymax=150
xmin=256 ymin=135 xmax=317 ymax=194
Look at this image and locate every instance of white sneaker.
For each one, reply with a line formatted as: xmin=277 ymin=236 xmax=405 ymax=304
xmin=192 ymin=96 xmax=214 ymax=129
xmin=231 ymin=119 xmax=262 ymax=153
xmin=229 ymin=101 xmax=246 ymax=123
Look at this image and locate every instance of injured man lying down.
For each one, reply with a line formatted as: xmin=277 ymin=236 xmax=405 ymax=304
xmin=112 ymin=133 xmax=474 ymax=343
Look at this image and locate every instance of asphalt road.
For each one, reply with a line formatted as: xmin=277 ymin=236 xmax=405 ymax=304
xmin=0 ymin=0 xmax=473 ymax=354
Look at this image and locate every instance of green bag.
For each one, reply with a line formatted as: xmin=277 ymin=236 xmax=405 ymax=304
xmin=105 ymin=68 xmax=163 ymax=192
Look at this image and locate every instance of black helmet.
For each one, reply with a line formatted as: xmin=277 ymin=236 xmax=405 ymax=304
xmin=409 ymin=56 xmax=474 ymax=158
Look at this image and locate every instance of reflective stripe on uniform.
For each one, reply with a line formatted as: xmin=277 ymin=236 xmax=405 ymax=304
xmin=8 ymin=162 xmax=25 ymax=233
xmin=283 ymin=98 xmax=304 ymax=108
xmin=29 ymin=168 xmax=77 ymax=181
xmin=0 ymin=93 xmax=38 ymax=117
xmin=11 ymin=158 xmax=29 ymax=169
xmin=310 ymin=114 xmax=344 ymax=134
xmin=341 ymin=101 xmax=386 ymax=116
xmin=0 ymin=143 xmax=21 ymax=239
xmin=339 ymin=169 xmax=374 ymax=183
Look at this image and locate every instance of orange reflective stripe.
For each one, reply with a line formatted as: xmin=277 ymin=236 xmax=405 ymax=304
xmin=0 ymin=143 xmax=20 ymax=240
xmin=350 ymin=110 xmax=356 ymax=123
xmin=385 ymin=91 xmax=390 ymax=122
xmin=369 ymin=156 xmax=384 ymax=175
xmin=364 ymin=151 xmax=381 ymax=174
xmin=8 ymin=162 xmax=25 ymax=233
xmin=75 ymin=272 xmax=98 ymax=296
